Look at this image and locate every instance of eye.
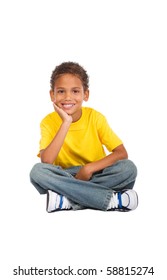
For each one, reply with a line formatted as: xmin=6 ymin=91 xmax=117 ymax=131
xmin=73 ymin=89 xmax=80 ymax=94
xmin=57 ymin=89 xmax=64 ymax=94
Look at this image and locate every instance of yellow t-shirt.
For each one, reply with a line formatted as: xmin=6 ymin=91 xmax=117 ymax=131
xmin=38 ymin=107 xmax=123 ymax=168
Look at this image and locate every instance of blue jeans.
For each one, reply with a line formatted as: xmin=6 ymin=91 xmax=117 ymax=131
xmin=30 ymin=159 xmax=137 ymax=211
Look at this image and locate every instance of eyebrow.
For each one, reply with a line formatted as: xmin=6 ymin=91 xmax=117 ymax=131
xmin=56 ymin=87 xmax=81 ymax=89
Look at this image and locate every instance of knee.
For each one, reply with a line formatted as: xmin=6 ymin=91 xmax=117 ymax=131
xmin=30 ymin=162 xmax=44 ymax=180
xmin=30 ymin=162 xmax=61 ymax=180
xmin=123 ymin=159 xmax=137 ymax=179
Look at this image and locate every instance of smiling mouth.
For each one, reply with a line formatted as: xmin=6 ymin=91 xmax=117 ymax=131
xmin=61 ymin=103 xmax=75 ymax=109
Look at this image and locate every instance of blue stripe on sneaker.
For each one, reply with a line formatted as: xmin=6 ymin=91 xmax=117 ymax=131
xmin=118 ymin=192 xmax=122 ymax=209
xmin=59 ymin=195 xmax=63 ymax=209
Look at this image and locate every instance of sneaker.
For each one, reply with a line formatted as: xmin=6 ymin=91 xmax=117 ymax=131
xmin=108 ymin=189 xmax=138 ymax=211
xmin=46 ymin=190 xmax=72 ymax=213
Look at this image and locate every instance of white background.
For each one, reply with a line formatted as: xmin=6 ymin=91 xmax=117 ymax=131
xmin=0 ymin=0 xmax=166 ymax=279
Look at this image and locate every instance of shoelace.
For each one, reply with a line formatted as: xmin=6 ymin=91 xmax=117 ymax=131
xmin=62 ymin=197 xmax=71 ymax=209
xmin=109 ymin=192 xmax=123 ymax=209
xmin=110 ymin=192 xmax=119 ymax=208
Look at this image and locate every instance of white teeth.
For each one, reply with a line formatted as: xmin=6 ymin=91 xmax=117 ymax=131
xmin=62 ymin=104 xmax=74 ymax=108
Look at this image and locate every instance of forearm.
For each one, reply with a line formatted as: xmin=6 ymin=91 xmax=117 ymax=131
xmin=86 ymin=145 xmax=128 ymax=174
xmin=40 ymin=121 xmax=71 ymax=164
xmin=75 ymin=144 xmax=128 ymax=181
xmin=87 ymin=155 xmax=121 ymax=174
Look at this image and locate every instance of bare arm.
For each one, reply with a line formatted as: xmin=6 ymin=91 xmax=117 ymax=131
xmin=40 ymin=104 xmax=72 ymax=164
xmin=75 ymin=144 xmax=128 ymax=180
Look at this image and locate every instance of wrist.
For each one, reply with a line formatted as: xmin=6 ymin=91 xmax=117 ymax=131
xmin=84 ymin=163 xmax=95 ymax=175
xmin=62 ymin=119 xmax=72 ymax=126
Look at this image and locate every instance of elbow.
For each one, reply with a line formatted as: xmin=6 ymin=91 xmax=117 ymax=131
xmin=40 ymin=151 xmax=55 ymax=164
xmin=117 ymin=150 xmax=128 ymax=161
xmin=40 ymin=155 xmax=54 ymax=164
xmin=41 ymin=158 xmax=53 ymax=164
xmin=123 ymin=152 xmax=128 ymax=159
xmin=113 ymin=145 xmax=128 ymax=160
xmin=120 ymin=147 xmax=128 ymax=160
xmin=123 ymin=150 xmax=128 ymax=160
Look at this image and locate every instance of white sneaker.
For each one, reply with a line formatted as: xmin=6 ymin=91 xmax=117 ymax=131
xmin=46 ymin=190 xmax=72 ymax=213
xmin=108 ymin=189 xmax=138 ymax=211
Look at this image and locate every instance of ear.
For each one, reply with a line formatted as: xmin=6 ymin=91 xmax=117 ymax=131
xmin=50 ymin=90 xmax=55 ymax=102
xmin=83 ymin=90 xmax=89 ymax=102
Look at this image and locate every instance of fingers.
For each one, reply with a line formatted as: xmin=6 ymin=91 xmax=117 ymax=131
xmin=52 ymin=102 xmax=73 ymax=123
xmin=53 ymin=102 xmax=58 ymax=109
xmin=53 ymin=103 xmax=62 ymax=113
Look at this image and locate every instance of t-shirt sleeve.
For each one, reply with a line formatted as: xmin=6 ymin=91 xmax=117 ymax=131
xmin=37 ymin=120 xmax=54 ymax=157
xmin=96 ymin=114 xmax=123 ymax=152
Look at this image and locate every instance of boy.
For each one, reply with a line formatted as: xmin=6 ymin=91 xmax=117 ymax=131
xmin=30 ymin=62 xmax=138 ymax=212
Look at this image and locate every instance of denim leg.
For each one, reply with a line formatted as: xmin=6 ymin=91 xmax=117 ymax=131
xmin=30 ymin=163 xmax=113 ymax=210
xmin=30 ymin=159 xmax=137 ymax=211
xmin=91 ymin=159 xmax=137 ymax=190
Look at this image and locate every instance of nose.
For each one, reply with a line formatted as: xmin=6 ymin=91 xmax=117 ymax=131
xmin=64 ymin=91 xmax=72 ymax=100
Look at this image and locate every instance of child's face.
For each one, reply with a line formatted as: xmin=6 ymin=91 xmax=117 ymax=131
xmin=50 ymin=74 xmax=89 ymax=122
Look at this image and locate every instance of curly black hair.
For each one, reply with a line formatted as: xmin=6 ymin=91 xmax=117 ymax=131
xmin=50 ymin=62 xmax=89 ymax=91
